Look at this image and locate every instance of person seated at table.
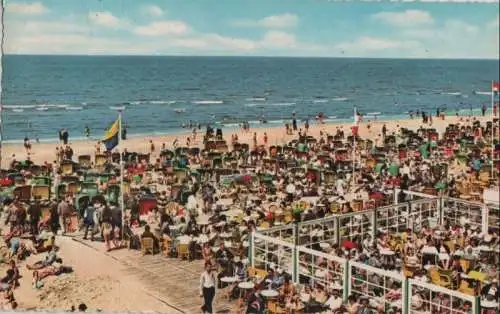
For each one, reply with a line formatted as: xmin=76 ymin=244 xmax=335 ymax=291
xmin=357 ymin=296 xmax=374 ymax=314
xmin=448 ymin=257 xmax=464 ymax=286
xmin=176 ymin=217 xmax=188 ymax=234
xmin=285 ymin=293 xmax=304 ymax=313
xmin=228 ymin=260 xmax=247 ymax=300
xmin=27 ymin=247 xmax=59 ymax=270
xmin=215 ymin=243 xmax=233 ymax=267
xmin=385 ymin=283 xmax=402 ymax=301
xmin=246 ymin=285 xmax=264 ymax=314
xmin=324 ymin=287 xmax=343 ymax=312
xmin=343 ymin=294 xmax=358 ymax=314
xmin=141 ymin=225 xmax=160 ymax=253
xmin=311 ymin=284 xmax=328 ymax=304
xmin=431 ymin=292 xmax=451 ymax=313
xmin=262 ymin=268 xmax=283 ymax=290
xmin=147 ymin=207 xmax=160 ymax=225
xmin=278 ymin=275 xmax=295 ymax=301
xmin=458 ymin=301 xmax=473 ymax=314
xmin=481 ymin=279 xmax=499 ymax=300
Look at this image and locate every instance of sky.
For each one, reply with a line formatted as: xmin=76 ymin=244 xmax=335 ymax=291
xmin=2 ymin=0 xmax=499 ymax=58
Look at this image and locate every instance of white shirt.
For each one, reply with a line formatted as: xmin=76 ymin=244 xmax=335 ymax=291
xmin=200 ymin=271 xmax=217 ymax=294
xmin=325 ymin=295 xmax=343 ymax=310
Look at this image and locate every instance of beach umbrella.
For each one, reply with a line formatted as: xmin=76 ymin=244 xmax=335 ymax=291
xmin=342 ymin=240 xmax=357 ymax=250
xmin=369 ymin=192 xmax=385 ymax=200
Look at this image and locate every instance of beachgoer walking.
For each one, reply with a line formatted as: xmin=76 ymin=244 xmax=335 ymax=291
xmin=482 ymin=104 xmax=487 ymax=116
xmin=121 ymin=126 xmax=127 ymax=140
xmin=149 ymin=140 xmax=155 ymax=154
xmin=27 ymin=197 xmax=41 ymax=235
xmin=100 ymin=204 xmax=113 ymax=251
xmin=62 ymin=129 xmax=69 ymax=145
xmin=82 ymin=203 xmax=96 ymax=241
xmin=24 ymin=137 xmax=32 ymax=155
xmin=57 ymin=198 xmax=71 ymax=235
xmin=253 ymin=132 xmax=257 ymax=148
xmin=200 ymin=262 xmax=217 ymax=314
xmin=263 ymin=132 xmax=268 ymax=146
xmin=292 ymin=113 xmax=297 ymax=132
xmin=84 ymin=125 xmax=90 ymax=138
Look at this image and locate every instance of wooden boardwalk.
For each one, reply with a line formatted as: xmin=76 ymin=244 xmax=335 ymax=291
xmin=72 ymin=237 xmax=237 ymax=314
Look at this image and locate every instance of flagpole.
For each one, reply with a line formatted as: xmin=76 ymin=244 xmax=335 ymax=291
xmin=118 ymin=109 xmax=125 ymax=239
xmin=353 ymin=107 xmax=357 ymax=185
xmin=491 ymin=81 xmax=495 ymax=179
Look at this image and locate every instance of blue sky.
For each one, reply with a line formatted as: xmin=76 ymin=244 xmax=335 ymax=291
xmin=3 ymin=0 xmax=499 ymax=58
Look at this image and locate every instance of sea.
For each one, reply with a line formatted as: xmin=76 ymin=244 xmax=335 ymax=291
xmin=1 ymin=55 xmax=499 ymax=144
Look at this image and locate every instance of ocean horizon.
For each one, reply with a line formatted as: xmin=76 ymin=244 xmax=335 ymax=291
xmin=2 ymin=55 xmax=499 ymax=143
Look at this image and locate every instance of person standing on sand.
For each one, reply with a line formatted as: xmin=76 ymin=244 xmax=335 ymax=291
xmin=200 ymin=262 xmax=217 ymax=314
xmin=62 ymin=129 xmax=69 ymax=145
xmin=292 ymin=113 xmax=297 ymax=132
xmin=57 ymin=198 xmax=70 ymax=235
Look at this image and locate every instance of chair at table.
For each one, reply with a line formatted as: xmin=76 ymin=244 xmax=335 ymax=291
xmin=428 ymin=267 xmax=452 ymax=288
xmin=163 ymin=239 xmax=174 ymax=257
xmin=247 ymin=267 xmax=257 ymax=278
xmin=460 ymin=259 xmax=471 ymax=272
xmin=255 ymin=268 xmax=268 ymax=279
xmin=267 ymin=300 xmax=286 ymax=314
xmin=141 ymin=238 xmax=154 ymax=255
xmin=458 ymin=281 xmax=475 ymax=296
xmin=177 ymin=243 xmax=190 ymax=260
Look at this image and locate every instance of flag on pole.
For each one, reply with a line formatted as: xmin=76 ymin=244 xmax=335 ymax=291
xmin=493 ymin=81 xmax=500 ymax=93
xmin=103 ymin=118 xmax=120 ymax=151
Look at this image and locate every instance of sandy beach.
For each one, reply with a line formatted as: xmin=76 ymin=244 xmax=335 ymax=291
xmin=0 ymin=235 xmax=182 ymax=313
xmin=2 ymin=115 xmax=492 ymax=168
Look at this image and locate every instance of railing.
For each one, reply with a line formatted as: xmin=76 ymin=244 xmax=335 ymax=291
xmin=251 ymin=232 xmax=295 ymax=280
xmin=297 ymin=215 xmax=337 ymax=247
xmin=296 ymin=246 xmax=349 ymax=301
xmin=348 ymin=260 xmax=408 ymax=313
xmin=442 ymin=198 xmax=484 ymax=231
xmin=487 ymin=203 xmax=499 ymax=234
xmin=258 ymin=224 xmax=295 ymax=244
xmin=408 ymin=279 xmax=479 ymax=314
xmin=248 ymin=194 xmax=495 ymax=314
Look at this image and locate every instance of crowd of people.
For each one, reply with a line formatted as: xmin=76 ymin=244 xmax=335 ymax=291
xmin=0 ymin=112 xmax=498 ymax=313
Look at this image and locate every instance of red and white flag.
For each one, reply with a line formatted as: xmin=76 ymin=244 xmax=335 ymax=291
xmin=493 ymin=81 xmax=500 ymax=93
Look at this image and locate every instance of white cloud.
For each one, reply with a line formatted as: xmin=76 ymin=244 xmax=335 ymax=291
xmin=262 ymin=31 xmax=297 ymax=48
xmin=88 ymin=11 xmax=122 ymax=28
xmin=232 ymin=13 xmax=298 ymax=28
xmin=6 ymin=2 xmax=47 ymax=15
xmin=23 ymin=21 xmax=89 ymax=34
xmin=373 ymin=10 xmax=434 ymax=27
xmin=134 ymin=21 xmax=190 ymax=36
xmin=337 ymin=36 xmax=422 ymax=52
xmin=142 ymin=5 xmax=164 ymax=17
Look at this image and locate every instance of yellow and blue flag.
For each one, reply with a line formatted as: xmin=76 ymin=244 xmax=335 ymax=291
xmin=103 ymin=118 xmax=120 ymax=151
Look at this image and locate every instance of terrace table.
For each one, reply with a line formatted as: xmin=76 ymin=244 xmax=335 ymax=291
xmin=480 ymin=299 xmax=498 ymax=309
